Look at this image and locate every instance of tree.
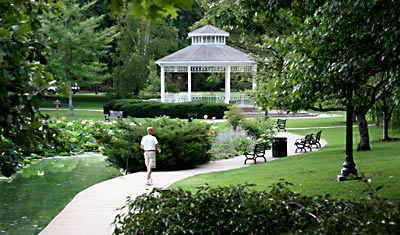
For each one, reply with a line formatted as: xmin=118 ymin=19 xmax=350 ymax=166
xmin=0 ymin=0 xmax=56 ymax=176
xmin=199 ymin=0 xmax=400 ymax=151
xmin=370 ymin=70 xmax=400 ymax=140
xmin=107 ymin=0 xmax=193 ymax=22
xmin=40 ymin=0 xmax=117 ymax=116
xmin=111 ymin=3 xmax=178 ymax=98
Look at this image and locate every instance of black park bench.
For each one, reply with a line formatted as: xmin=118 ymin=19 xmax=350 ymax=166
xmin=244 ymin=142 xmax=271 ymax=164
xmin=310 ymin=130 xmax=322 ymax=149
xmin=294 ymin=134 xmax=313 ymax=153
xmin=104 ymin=110 xmax=124 ymax=121
xmin=275 ymin=118 xmax=287 ymax=132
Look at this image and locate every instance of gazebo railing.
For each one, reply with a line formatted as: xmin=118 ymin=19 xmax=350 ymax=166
xmin=164 ymin=93 xmax=254 ymax=106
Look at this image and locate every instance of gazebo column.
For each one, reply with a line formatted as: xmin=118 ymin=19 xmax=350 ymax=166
xmin=187 ymin=66 xmax=192 ymax=101
xmin=252 ymin=65 xmax=257 ymax=90
xmin=225 ymin=65 xmax=231 ymax=104
xmin=160 ymin=66 xmax=165 ymax=102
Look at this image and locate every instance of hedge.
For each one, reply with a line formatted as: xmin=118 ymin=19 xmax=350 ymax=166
xmin=106 ymin=99 xmax=229 ymax=119
xmin=102 ymin=117 xmax=214 ymax=173
xmin=113 ymin=181 xmax=400 ymax=235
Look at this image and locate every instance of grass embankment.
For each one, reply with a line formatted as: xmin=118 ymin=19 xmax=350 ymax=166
xmin=170 ymin=117 xmax=400 ymax=201
xmin=0 ymin=156 xmax=121 ymax=235
xmin=39 ymin=94 xmax=112 ymax=121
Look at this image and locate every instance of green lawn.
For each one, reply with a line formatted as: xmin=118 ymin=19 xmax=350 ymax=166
xmin=0 ymin=155 xmax=121 ymax=235
xmin=170 ymin=121 xmax=400 ymax=201
xmin=8 ymin=96 xmax=396 ymax=234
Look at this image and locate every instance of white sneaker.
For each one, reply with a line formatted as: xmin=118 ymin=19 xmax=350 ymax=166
xmin=146 ymin=179 xmax=153 ymax=186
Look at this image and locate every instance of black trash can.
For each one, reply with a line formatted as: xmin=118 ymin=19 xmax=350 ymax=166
xmin=103 ymin=104 xmax=111 ymax=115
xmin=272 ymin=137 xmax=287 ymax=157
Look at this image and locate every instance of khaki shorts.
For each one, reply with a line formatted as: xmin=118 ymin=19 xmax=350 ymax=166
xmin=144 ymin=152 xmax=156 ymax=169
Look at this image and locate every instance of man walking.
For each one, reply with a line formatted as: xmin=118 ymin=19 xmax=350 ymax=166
xmin=140 ymin=127 xmax=161 ymax=186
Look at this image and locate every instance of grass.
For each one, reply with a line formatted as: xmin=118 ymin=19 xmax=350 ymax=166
xmin=5 ymin=95 xmax=397 ymax=234
xmin=170 ymin=119 xmax=400 ymax=201
xmin=0 ymin=155 xmax=121 ymax=235
xmin=39 ymin=94 xmax=111 ymax=120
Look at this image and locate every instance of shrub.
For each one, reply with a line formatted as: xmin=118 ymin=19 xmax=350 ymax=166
xmin=241 ymin=115 xmax=275 ymax=144
xmin=113 ymin=181 xmax=400 ymax=235
xmin=107 ymin=100 xmax=229 ymax=119
xmin=210 ymin=126 xmax=252 ymax=160
xmin=102 ymin=117 xmax=214 ymax=173
xmin=223 ymin=104 xmax=246 ymax=129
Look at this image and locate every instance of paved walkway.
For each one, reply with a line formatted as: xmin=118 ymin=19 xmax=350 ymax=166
xmin=39 ymin=132 xmax=326 ymax=235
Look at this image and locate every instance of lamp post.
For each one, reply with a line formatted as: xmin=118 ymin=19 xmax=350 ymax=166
xmin=54 ymin=99 xmax=60 ymax=118
xmin=337 ymin=87 xmax=358 ymax=181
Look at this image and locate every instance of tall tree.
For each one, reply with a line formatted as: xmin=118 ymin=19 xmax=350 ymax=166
xmin=0 ymin=0 xmax=56 ymax=176
xmin=199 ymin=0 xmax=400 ymax=151
xmin=40 ymin=0 xmax=117 ymax=115
xmin=111 ymin=3 xmax=178 ymax=98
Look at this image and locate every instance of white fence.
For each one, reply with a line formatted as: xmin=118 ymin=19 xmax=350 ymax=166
xmin=163 ymin=93 xmax=254 ymax=106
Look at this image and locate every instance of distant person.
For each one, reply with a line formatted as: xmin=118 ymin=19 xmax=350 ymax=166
xmin=140 ymin=127 xmax=161 ymax=186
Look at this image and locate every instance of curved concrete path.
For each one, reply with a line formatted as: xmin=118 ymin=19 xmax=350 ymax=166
xmin=39 ymin=132 xmax=326 ymax=235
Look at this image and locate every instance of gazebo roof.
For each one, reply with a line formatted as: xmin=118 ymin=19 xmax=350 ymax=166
xmin=188 ymin=25 xmax=229 ymax=37
xmin=155 ymin=44 xmax=254 ymax=66
xmin=155 ymin=25 xmax=255 ymax=67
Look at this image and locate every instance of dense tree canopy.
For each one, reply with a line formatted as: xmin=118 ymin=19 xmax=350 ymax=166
xmin=111 ymin=3 xmax=178 ymax=98
xmin=0 ymin=0 xmax=57 ymax=177
xmin=198 ymin=0 xmax=400 ymax=150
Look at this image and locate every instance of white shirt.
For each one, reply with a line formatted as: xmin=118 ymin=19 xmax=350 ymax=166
xmin=141 ymin=134 xmax=158 ymax=151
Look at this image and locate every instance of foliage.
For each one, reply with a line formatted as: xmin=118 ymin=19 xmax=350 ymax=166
xmin=223 ymin=104 xmax=246 ymax=129
xmin=102 ymin=117 xmax=214 ymax=173
xmin=107 ymin=0 xmax=193 ymax=22
xmin=0 ymin=0 xmax=57 ymax=177
xmin=210 ymin=126 xmax=251 ymax=160
xmin=111 ymin=4 xmax=178 ymax=98
xmin=210 ymin=116 xmax=275 ymax=160
xmin=0 ymin=156 xmax=121 ymax=235
xmin=40 ymin=0 xmax=117 ymax=116
xmin=108 ymin=99 xmax=229 ymax=119
xmin=241 ymin=115 xmax=275 ymax=143
xmin=113 ymin=180 xmax=400 ymax=235
xmin=141 ymin=60 xmax=180 ymax=96
xmin=200 ymin=0 xmax=400 ymax=151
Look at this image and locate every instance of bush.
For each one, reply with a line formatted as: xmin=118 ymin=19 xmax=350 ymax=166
xmin=107 ymin=99 xmax=229 ymax=119
xmin=210 ymin=126 xmax=252 ymax=160
xmin=241 ymin=115 xmax=275 ymax=144
xmin=113 ymin=181 xmax=400 ymax=235
xmin=223 ymin=104 xmax=246 ymax=129
xmin=102 ymin=117 xmax=214 ymax=173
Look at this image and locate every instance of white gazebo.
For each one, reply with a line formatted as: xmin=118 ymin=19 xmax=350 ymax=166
xmin=155 ymin=25 xmax=257 ymax=104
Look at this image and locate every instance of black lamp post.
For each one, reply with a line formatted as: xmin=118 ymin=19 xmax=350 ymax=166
xmin=337 ymin=88 xmax=358 ymax=181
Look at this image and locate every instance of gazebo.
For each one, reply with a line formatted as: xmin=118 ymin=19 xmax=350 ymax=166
xmin=155 ymin=25 xmax=257 ymax=104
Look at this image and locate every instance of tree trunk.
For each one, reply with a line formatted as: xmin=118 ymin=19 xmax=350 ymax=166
xmin=382 ymin=111 xmax=392 ymax=140
xmin=356 ymin=112 xmax=371 ymax=151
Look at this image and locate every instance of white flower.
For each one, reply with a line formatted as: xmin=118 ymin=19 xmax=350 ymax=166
xmin=204 ymin=115 xmax=208 ymax=119
xmin=67 ymin=122 xmax=74 ymax=127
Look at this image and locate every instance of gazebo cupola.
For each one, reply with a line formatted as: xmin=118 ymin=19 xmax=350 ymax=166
xmin=156 ymin=25 xmax=257 ymax=104
xmin=189 ymin=26 xmax=229 ymax=45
